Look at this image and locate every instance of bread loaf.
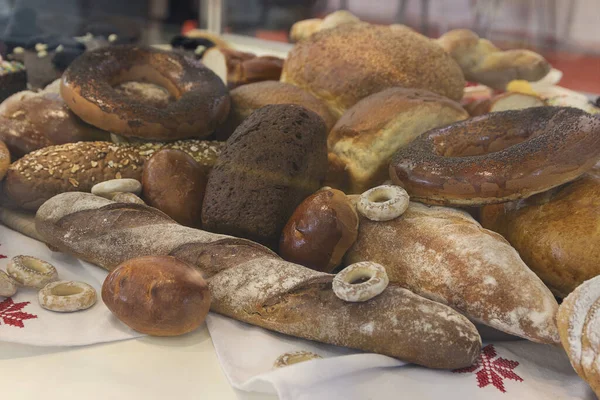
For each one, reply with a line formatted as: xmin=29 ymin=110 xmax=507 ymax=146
xmin=216 ymin=81 xmax=337 ymax=140
xmin=5 ymin=140 xmax=224 ymax=210
xmin=557 ymin=275 xmax=600 ymax=397
xmin=0 ymin=82 xmax=109 ymax=157
xmin=281 ymin=23 xmax=465 ymax=117
xmin=480 ymin=165 xmax=600 ymax=298
xmin=327 ymin=88 xmax=468 ymax=193
xmin=35 ymin=192 xmax=482 ymax=369
xmin=436 ymin=29 xmax=551 ymax=90
xmin=202 ymin=104 xmax=328 ymax=249
xmin=345 ymin=201 xmax=560 ymax=344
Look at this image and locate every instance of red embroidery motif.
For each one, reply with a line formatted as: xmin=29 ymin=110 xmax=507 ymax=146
xmin=0 ymin=298 xmax=38 ymax=328
xmin=453 ymin=344 xmax=523 ymax=393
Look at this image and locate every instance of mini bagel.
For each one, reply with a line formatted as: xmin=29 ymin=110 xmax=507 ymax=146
xmin=91 ymin=178 xmax=142 ymax=199
xmin=38 ymin=281 xmax=97 ymax=312
xmin=356 ymin=185 xmax=409 ymax=221
xmin=333 ymin=261 xmax=389 ymax=302
xmin=7 ymin=256 xmax=58 ymax=289
xmin=0 ymin=140 xmax=9 ymax=180
xmin=0 ymin=270 xmax=17 ymax=297
xmin=61 ymin=45 xmax=230 ymax=140
xmin=390 ymin=107 xmax=600 ymax=206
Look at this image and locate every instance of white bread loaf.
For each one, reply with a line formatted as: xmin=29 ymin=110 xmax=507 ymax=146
xmin=345 ymin=201 xmax=560 ymax=344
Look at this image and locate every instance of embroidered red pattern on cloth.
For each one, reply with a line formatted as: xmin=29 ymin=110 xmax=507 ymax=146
xmin=0 ymin=298 xmax=38 ymax=328
xmin=453 ymin=344 xmax=523 ymax=393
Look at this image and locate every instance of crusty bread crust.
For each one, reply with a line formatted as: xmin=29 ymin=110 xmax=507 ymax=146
xmin=346 ymin=201 xmax=560 ymax=344
xmin=282 ymin=23 xmax=465 ymax=117
xmin=35 ymin=192 xmax=482 ymax=369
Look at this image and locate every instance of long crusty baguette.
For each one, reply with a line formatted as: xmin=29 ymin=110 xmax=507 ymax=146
xmin=345 ymin=202 xmax=560 ymax=345
xmin=4 ymin=140 xmax=224 ymax=210
xmin=35 ymin=192 xmax=482 ymax=369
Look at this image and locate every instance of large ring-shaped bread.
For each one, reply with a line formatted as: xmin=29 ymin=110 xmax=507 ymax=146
xmin=61 ymin=45 xmax=230 ymax=140
xmin=389 ymin=107 xmax=600 ymax=206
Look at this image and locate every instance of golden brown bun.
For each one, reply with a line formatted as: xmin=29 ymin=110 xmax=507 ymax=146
xmin=281 ymin=23 xmax=465 ymax=118
xmin=102 ymin=256 xmax=211 ymax=336
xmin=216 ymin=81 xmax=337 ymax=140
xmin=480 ymin=166 xmax=600 ymax=298
xmin=0 ymin=83 xmax=109 ymax=157
xmin=436 ymin=29 xmax=551 ymax=90
xmin=557 ymin=275 xmax=600 ymax=397
xmin=142 ymin=149 xmax=207 ymax=228
xmin=327 ymin=87 xmax=468 ymax=193
xmin=346 ymin=201 xmax=560 ymax=344
xmin=0 ymin=141 xmax=9 ymax=181
xmin=279 ymin=188 xmax=358 ymax=272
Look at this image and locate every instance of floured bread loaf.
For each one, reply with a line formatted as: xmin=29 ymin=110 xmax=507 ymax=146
xmin=558 ymin=275 xmax=600 ymax=397
xmin=345 ymin=201 xmax=560 ymax=344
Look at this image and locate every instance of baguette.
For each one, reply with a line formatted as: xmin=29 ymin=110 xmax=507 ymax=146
xmin=35 ymin=192 xmax=482 ymax=369
xmin=345 ymin=202 xmax=560 ymax=344
xmin=4 ymin=140 xmax=224 ymax=210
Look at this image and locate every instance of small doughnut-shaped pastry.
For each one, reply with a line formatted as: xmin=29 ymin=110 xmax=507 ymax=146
xmin=38 ymin=281 xmax=97 ymax=312
xmin=333 ymin=261 xmax=389 ymax=302
xmin=61 ymin=46 xmax=230 ymax=140
xmin=0 ymin=270 xmax=17 ymax=297
xmin=0 ymin=140 xmax=9 ymax=180
xmin=112 ymin=192 xmax=145 ymax=205
xmin=356 ymin=185 xmax=409 ymax=221
xmin=7 ymin=256 xmax=58 ymax=289
xmin=91 ymin=178 xmax=142 ymax=200
xmin=390 ymin=107 xmax=600 ymax=206
xmin=273 ymin=351 xmax=323 ymax=368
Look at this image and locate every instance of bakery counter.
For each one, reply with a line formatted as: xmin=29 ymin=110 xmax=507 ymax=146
xmin=0 ymin=325 xmax=275 ymax=400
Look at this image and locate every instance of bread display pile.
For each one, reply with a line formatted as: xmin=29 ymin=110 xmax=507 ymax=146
xmin=1 ymin=13 xmax=600 ymax=389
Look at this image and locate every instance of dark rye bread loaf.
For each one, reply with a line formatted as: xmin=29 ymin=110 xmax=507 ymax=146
xmin=201 ymin=104 xmax=328 ymax=249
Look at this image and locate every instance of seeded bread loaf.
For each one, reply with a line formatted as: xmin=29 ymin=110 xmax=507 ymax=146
xmin=4 ymin=140 xmax=223 ymax=210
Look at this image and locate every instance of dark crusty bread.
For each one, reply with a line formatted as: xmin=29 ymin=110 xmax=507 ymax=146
xmin=201 ymin=104 xmax=328 ymax=249
xmin=35 ymin=192 xmax=482 ymax=369
xmin=281 ymin=22 xmax=465 ymax=117
xmin=216 ymin=81 xmax=337 ymax=140
xmin=5 ymin=140 xmax=224 ymax=210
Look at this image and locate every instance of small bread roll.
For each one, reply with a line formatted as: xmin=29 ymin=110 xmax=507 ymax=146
xmin=142 ymin=149 xmax=207 ymax=227
xmin=279 ymin=188 xmax=358 ymax=272
xmin=102 ymin=256 xmax=211 ymax=336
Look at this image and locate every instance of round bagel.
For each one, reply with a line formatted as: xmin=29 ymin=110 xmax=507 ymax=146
xmin=389 ymin=107 xmax=600 ymax=206
xmin=61 ymin=45 xmax=230 ymax=140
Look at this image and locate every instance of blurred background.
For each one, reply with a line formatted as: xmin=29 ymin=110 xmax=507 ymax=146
xmin=0 ymin=0 xmax=598 ymax=92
